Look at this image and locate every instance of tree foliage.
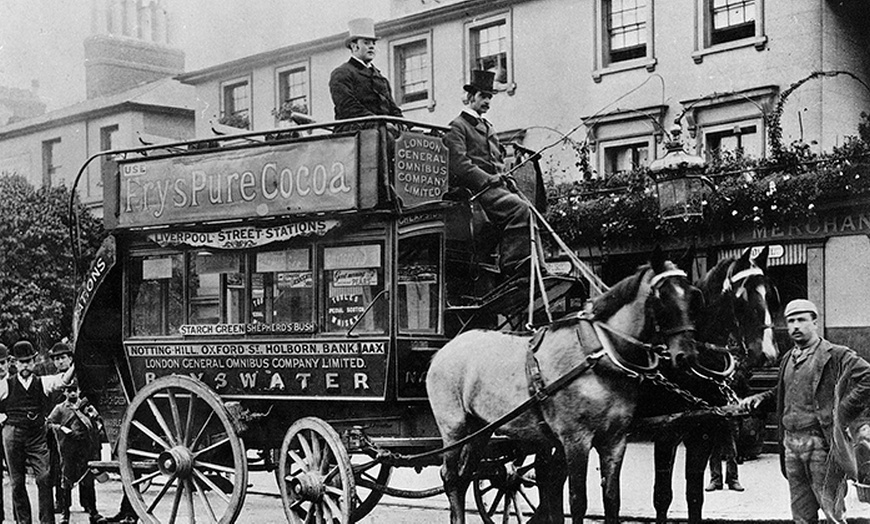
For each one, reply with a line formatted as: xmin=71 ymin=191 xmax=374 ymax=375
xmin=0 ymin=175 xmax=105 ymax=349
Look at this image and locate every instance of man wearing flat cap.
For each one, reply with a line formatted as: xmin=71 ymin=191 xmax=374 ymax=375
xmin=0 ymin=340 xmax=75 ymax=524
xmin=329 ymin=17 xmax=403 ymax=134
xmin=47 ymin=341 xmax=75 ymax=512
xmin=444 ymin=70 xmax=534 ymax=278
xmin=742 ymin=299 xmax=870 ymax=523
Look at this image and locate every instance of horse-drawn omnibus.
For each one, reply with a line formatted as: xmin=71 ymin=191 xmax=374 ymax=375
xmin=72 ymin=117 xmax=601 ymax=523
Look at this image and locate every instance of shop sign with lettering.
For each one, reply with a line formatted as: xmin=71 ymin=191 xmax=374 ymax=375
xmin=394 ymin=132 xmax=448 ymax=207
xmin=126 ymin=341 xmax=387 ymax=398
xmin=118 ymin=137 xmax=358 ymax=227
xmin=147 ymin=220 xmax=339 ymax=249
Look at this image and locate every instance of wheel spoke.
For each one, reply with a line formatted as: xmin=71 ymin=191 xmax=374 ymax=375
xmin=193 ymin=436 xmax=232 ymax=459
xmin=302 ymin=506 xmax=314 ymax=524
xmin=488 ymin=489 xmax=505 ymax=517
xmin=190 ymin=409 xmax=216 ymax=450
xmin=168 ymin=477 xmax=183 ymax=524
xmin=192 ymin=469 xmax=231 ymax=504
xmin=478 ymin=481 xmax=496 ymax=495
xmin=147 ymin=397 xmax=178 ymax=447
xmin=133 ymin=469 xmax=165 ymax=487
xmin=191 ymin=474 xmax=220 ymax=523
xmin=511 ymin=493 xmax=522 ymax=523
xmin=297 ymin=433 xmax=313 ymax=469
xmin=323 ymin=464 xmax=339 ymax=484
xmin=519 ymin=488 xmax=536 ymax=511
xmin=185 ymin=478 xmax=195 ymax=524
xmin=324 ymin=485 xmax=345 ymax=497
xmin=146 ymin=473 xmax=177 ymax=513
xmin=288 ymin=450 xmax=308 ymax=472
xmin=132 ymin=420 xmax=171 ymax=450
xmin=167 ymin=388 xmax=183 ymax=443
xmin=184 ymin=393 xmax=196 ymax=446
xmin=311 ymin=433 xmax=322 ymax=471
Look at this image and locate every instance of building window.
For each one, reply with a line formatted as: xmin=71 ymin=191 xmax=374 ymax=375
xmin=466 ymin=12 xmax=514 ymax=94
xmin=96 ymin=125 xmax=118 ymax=199
xmin=220 ymin=77 xmax=251 ymax=129
xmin=593 ymin=0 xmax=656 ymax=81
xmin=606 ymin=0 xmax=647 ymax=63
xmin=694 ymin=0 xmax=765 ymax=61
xmin=42 ymin=138 xmax=61 ymax=187
xmin=393 ymin=36 xmax=431 ymax=106
xmin=276 ymin=64 xmax=309 ymax=115
xmin=710 ymin=0 xmax=755 ymax=45
xmin=704 ymin=123 xmax=761 ymax=159
xmin=604 ymin=141 xmax=650 ymax=175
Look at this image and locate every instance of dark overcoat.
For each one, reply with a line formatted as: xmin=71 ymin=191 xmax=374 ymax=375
xmin=329 ymin=58 xmax=402 ymax=123
xmin=444 ymin=112 xmax=505 ymax=191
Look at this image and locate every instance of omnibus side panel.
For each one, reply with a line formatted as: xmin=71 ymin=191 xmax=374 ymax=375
xmin=125 ymin=339 xmax=388 ymax=400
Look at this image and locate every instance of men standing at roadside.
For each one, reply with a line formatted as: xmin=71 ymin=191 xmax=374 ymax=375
xmin=444 ymin=70 xmax=534 ymax=278
xmin=742 ymin=299 xmax=870 ymax=523
xmin=1 ymin=341 xmax=75 ymax=524
xmin=329 ymin=17 xmax=402 ymax=134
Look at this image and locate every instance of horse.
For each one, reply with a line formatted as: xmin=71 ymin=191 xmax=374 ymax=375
xmin=426 ymin=249 xmax=701 ymax=524
xmin=645 ymin=247 xmax=779 ymax=524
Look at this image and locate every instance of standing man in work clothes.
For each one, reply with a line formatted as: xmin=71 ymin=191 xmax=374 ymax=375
xmin=329 ymin=17 xmax=403 ymax=134
xmin=1 ymin=341 xmax=75 ymax=524
xmin=444 ymin=70 xmax=534 ymax=278
xmin=742 ymin=299 xmax=870 ymax=523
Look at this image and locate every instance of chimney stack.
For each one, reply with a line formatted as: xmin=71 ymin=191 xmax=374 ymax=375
xmin=85 ymin=0 xmax=184 ymax=99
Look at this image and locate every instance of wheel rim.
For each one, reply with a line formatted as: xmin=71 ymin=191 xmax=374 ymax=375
xmin=118 ymin=375 xmax=248 ymax=524
xmin=473 ymin=455 xmax=539 ymax=524
xmin=350 ymin=455 xmax=391 ymax=522
xmin=279 ymin=417 xmax=355 ymax=524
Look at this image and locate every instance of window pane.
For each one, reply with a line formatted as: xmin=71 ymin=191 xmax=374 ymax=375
xmin=607 ymin=0 xmax=646 ymax=63
xmin=278 ymin=67 xmax=309 ymax=114
xmin=323 ymin=245 xmax=386 ymax=334
xmin=224 ymin=82 xmax=249 ymax=117
xmin=604 ymin=142 xmax=649 ymax=175
xmin=398 ymin=234 xmax=441 ymax=333
xmin=252 ymin=248 xmax=315 ymax=332
xmin=398 ymin=40 xmax=429 ymax=104
xmin=711 ymin=0 xmax=755 ymax=29
xmin=129 ymin=254 xmax=183 ymax=336
xmin=472 ymin=21 xmax=508 ymax=84
xmin=189 ymin=251 xmax=245 ymax=325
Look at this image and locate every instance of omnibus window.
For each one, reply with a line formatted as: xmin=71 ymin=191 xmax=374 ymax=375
xmin=129 ymin=254 xmax=183 ymax=336
xmin=189 ymin=251 xmax=246 ymax=325
xmin=323 ymin=244 xmax=386 ymax=334
xmin=398 ymin=233 xmax=441 ymax=333
xmin=252 ymin=248 xmax=314 ymax=331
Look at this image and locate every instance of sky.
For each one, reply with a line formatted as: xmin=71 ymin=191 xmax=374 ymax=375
xmin=0 ymin=0 xmax=392 ymax=110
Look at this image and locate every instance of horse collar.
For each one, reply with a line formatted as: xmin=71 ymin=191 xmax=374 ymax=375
xmin=591 ymin=322 xmax=661 ymax=377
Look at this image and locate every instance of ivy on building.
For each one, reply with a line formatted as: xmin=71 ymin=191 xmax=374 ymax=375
xmin=547 ymin=113 xmax=870 ymax=247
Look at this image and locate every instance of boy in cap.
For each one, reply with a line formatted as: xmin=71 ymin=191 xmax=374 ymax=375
xmin=329 ymin=17 xmax=403 ymax=133
xmin=47 ymin=379 xmax=105 ymax=524
xmin=742 ymin=299 xmax=870 ymax=523
xmin=1 ymin=340 xmax=75 ymax=524
xmin=444 ymin=70 xmax=535 ymax=278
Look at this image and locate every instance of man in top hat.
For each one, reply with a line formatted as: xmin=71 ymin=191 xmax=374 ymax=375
xmin=444 ymin=70 xmax=534 ymax=278
xmin=742 ymin=299 xmax=870 ymax=523
xmin=47 ymin=341 xmax=75 ymax=512
xmin=1 ymin=340 xmax=75 ymax=524
xmin=329 ymin=17 xmax=403 ymax=133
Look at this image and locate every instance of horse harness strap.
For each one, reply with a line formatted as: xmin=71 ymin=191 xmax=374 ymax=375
xmin=526 ymin=343 xmax=606 ymax=404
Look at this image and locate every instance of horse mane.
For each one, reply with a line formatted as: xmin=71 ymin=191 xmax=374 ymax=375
xmin=698 ymin=257 xmax=735 ymax=299
xmin=590 ymin=265 xmax=647 ymax=321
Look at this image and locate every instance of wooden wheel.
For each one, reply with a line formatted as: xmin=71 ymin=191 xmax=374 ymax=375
xmin=473 ymin=455 xmax=539 ymax=524
xmin=118 ymin=375 xmax=247 ymax=524
xmin=279 ymin=417 xmax=355 ymax=524
xmin=350 ymin=454 xmax=391 ymax=522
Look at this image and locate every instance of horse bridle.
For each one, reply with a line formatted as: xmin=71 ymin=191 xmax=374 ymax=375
xmin=650 ymin=268 xmax=697 ymax=338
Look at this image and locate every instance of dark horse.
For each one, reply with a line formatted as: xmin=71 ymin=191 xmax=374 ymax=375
xmin=644 ymin=247 xmax=779 ymax=524
xmin=427 ymin=249 xmax=700 ymax=524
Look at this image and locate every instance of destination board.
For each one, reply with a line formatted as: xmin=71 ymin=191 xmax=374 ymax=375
xmin=126 ymin=340 xmax=388 ymax=398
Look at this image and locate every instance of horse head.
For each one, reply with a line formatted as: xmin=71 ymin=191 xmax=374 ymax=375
xmin=591 ymin=247 xmax=700 ymax=372
xmin=700 ymin=247 xmax=780 ymax=369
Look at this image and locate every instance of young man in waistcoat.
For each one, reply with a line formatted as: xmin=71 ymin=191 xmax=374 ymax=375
xmin=46 ymin=342 xmax=74 ymax=515
xmin=1 ymin=341 xmax=74 ymax=524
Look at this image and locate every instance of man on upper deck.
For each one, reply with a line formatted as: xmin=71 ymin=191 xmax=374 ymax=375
xmin=444 ymin=70 xmax=535 ymax=278
xmin=329 ymin=17 xmax=403 ymax=134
